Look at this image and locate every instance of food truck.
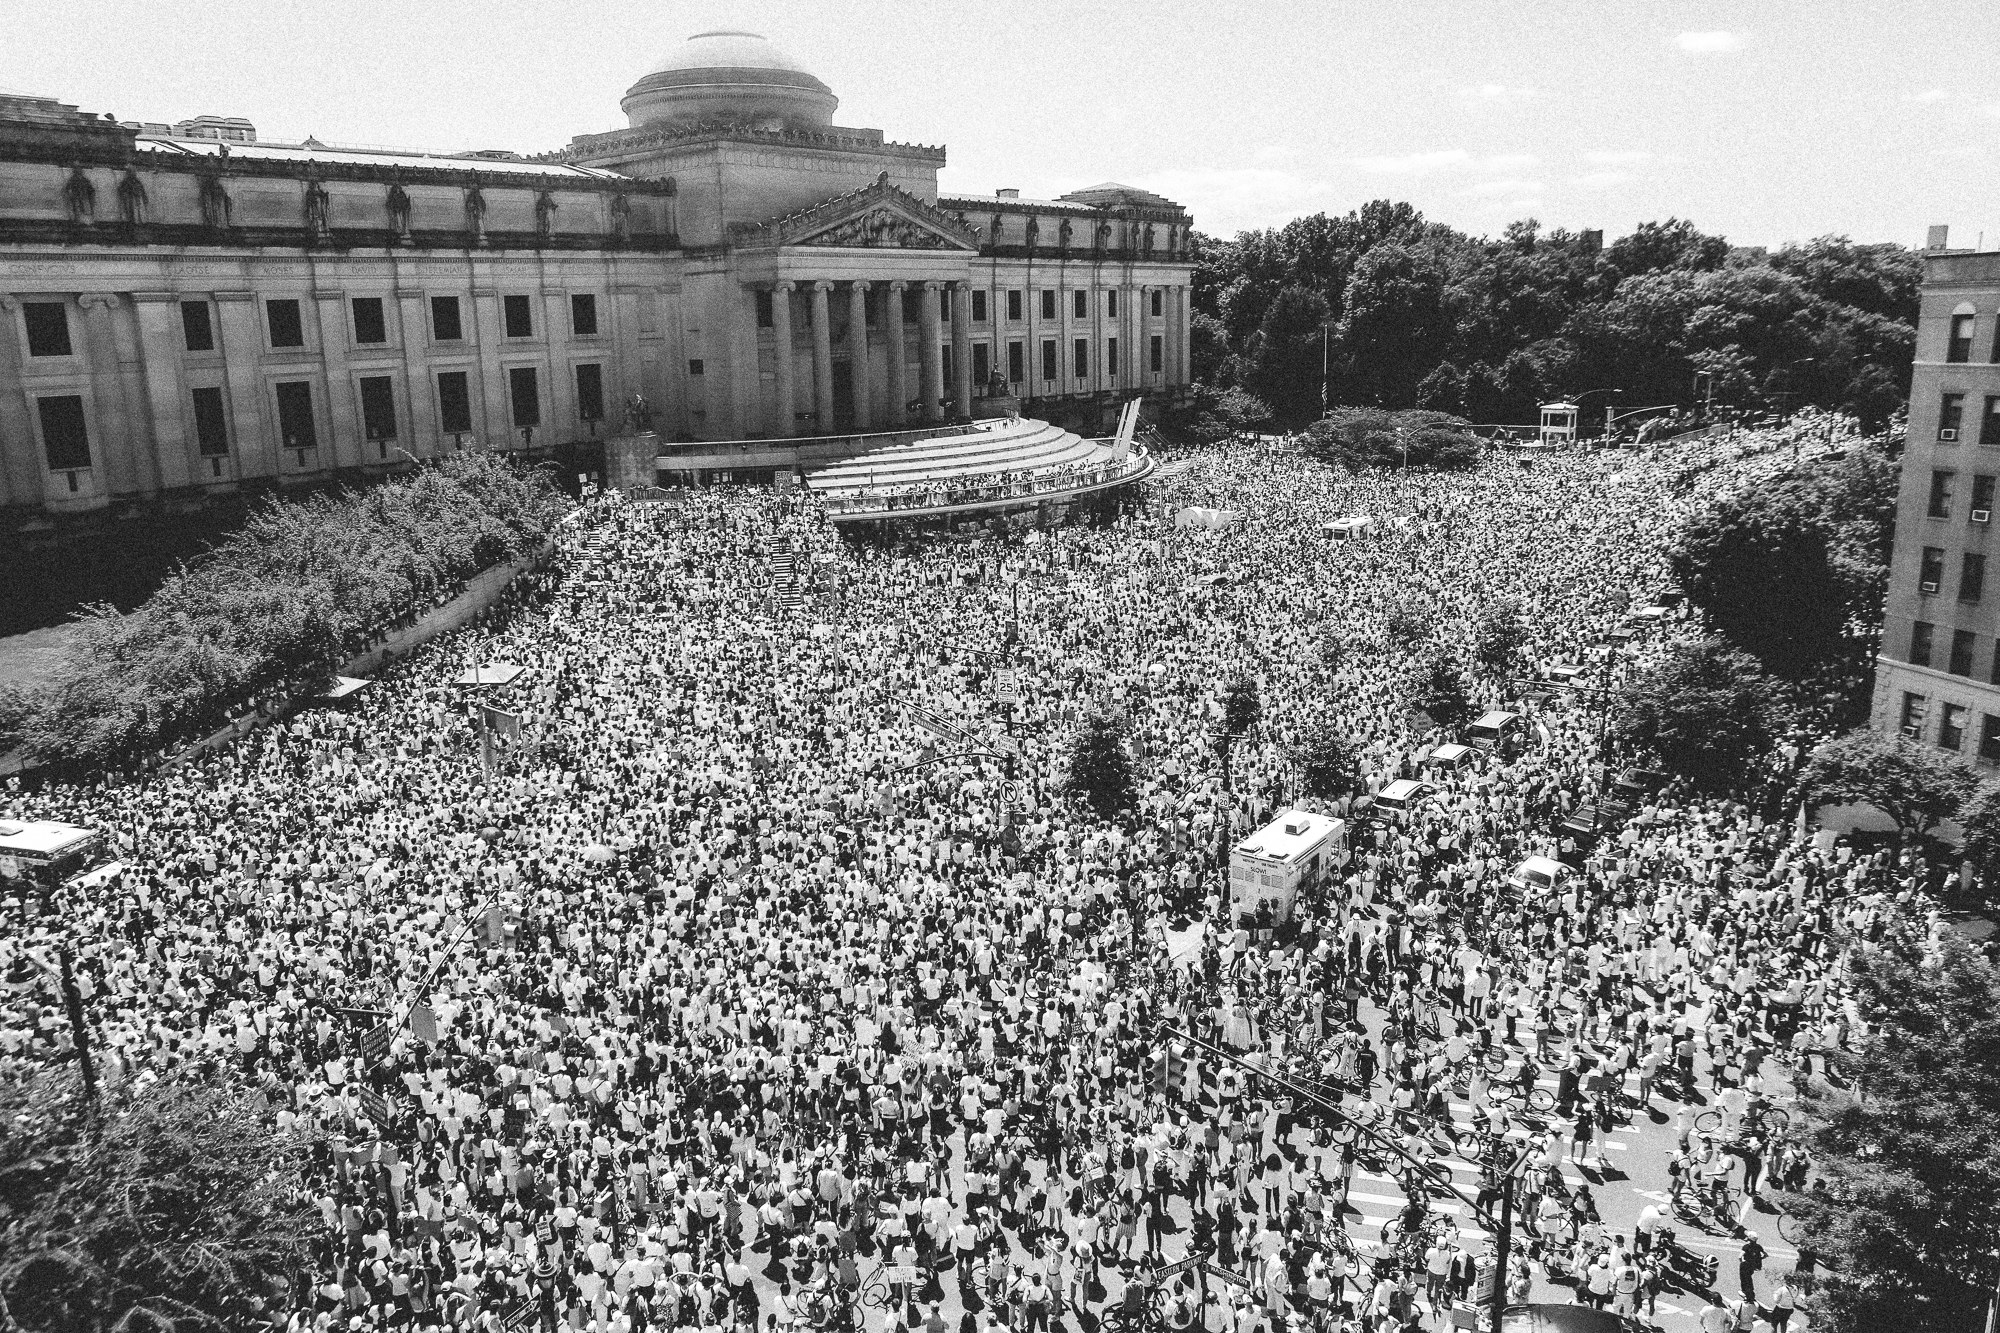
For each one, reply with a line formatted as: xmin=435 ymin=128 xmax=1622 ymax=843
xmin=1229 ymin=809 xmax=1348 ymax=926
xmin=0 ymin=820 xmax=108 ymax=896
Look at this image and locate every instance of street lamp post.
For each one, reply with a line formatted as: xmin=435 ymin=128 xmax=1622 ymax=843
xmin=1570 ymin=388 xmax=1624 ymax=442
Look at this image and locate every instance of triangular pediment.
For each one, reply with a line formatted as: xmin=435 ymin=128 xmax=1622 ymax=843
xmin=735 ymin=172 xmax=980 ymax=251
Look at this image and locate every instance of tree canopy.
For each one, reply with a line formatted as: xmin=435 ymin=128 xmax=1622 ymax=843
xmin=1614 ymin=640 xmax=1791 ymax=791
xmin=0 ymin=1072 xmax=322 ymax=1333
xmin=1798 ymin=729 xmax=1978 ymax=837
xmin=1290 ymin=727 xmax=1361 ymax=801
xmin=1063 ymin=707 xmax=1136 ymax=822
xmin=1299 ymin=407 xmax=1482 ymax=472
xmin=1779 ymin=918 xmax=2000 ymax=1332
xmin=1193 ymin=207 xmax=1917 ymax=429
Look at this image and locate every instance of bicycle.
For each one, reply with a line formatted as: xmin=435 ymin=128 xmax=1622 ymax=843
xmin=1485 ymin=1082 xmax=1556 ymax=1116
xmin=1695 ymin=1104 xmax=1791 ymax=1138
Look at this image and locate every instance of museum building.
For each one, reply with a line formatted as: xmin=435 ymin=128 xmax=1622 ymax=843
xmin=0 ymin=30 xmax=1194 ymax=530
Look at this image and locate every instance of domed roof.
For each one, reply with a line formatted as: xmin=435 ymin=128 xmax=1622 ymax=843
xmin=646 ymin=30 xmax=819 ymax=81
xmin=622 ymin=29 xmax=838 ymax=131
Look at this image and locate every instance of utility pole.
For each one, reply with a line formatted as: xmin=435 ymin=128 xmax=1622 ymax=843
xmin=57 ymin=942 xmax=96 ymax=1106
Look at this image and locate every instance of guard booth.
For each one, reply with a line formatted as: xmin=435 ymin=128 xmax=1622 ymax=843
xmin=1229 ymin=809 xmax=1348 ymax=926
xmin=1538 ymin=402 xmax=1578 ymax=445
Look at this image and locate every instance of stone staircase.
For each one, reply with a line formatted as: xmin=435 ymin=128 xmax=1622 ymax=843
xmin=804 ymin=417 xmax=1113 ymax=497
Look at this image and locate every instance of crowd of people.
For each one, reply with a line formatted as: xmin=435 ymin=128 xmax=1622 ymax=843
xmin=820 ymin=450 xmax=1144 ymax=514
xmin=0 ymin=426 xmax=1911 ymax=1333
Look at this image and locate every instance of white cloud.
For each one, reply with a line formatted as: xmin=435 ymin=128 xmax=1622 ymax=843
xmin=1349 ymin=148 xmax=1472 ymax=174
xmin=1570 ymin=171 xmax=1635 ymax=188
xmin=1905 ymin=88 xmax=1950 ymax=104
xmin=1478 ymin=197 xmax=1545 ymax=215
xmin=1467 ymin=178 xmax=1542 ymax=197
xmin=1586 ymin=150 xmax=1651 ymax=166
xmin=1120 ymin=167 xmax=1344 ymax=236
xmin=1480 ymin=153 xmax=1540 ymax=172
xmin=1981 ymin=103 xmax=2000 ymax=119
xmin=1676 ymin=31 xmax=1746 ymax=53
xmin=1459 ymin=83 xmax=1538 ymax=104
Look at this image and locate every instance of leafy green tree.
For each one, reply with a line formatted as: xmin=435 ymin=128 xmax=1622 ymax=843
xmin=1063 ymin=707 xmax=1136 ymax=822
xmin=1960 ymin=782 xmax=2000 ymax=890
xmin=1614 ymin=640 xmax=1790 ymax=791
xmin=1472 ymin=599 xmax=1527 ymax=675
xmin=1222 ymin=675 xmax=1263 ymax=737
xmin=1334 ymin=241 xmax=1455 ymax=407
xmin=1301 ymin=407 xmax=1481 ymax=471
xmin=1668 ymin=442 xmax=1897 ymax=713
xmin=1291 ymin=728 xmax=1360 ymax=800
xmin=1778 ymin=917 xmax=2000 ymax=1332
xmin=0 ymin=1072 xmax=322 ymax=1333
xmin=1244 ymin=286 xmax=1332 ymax=422
xmin=1798 ymin=730 xmax=1978 ymax=838
xmin=1407 ymin=650 xmax=1471 ymax=730
xmin=1383 ymin=602 xmax=1428 ymax=649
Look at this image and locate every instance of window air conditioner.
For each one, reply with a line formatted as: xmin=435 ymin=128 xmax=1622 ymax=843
xmin=1941 ymin=428 xmax=1960 ymax=441
xmin=1975 ymin=509 xmax=1991 ymax=523
xmin=1922 ymin=580 xmax=1940 ymax=593
xmin=1903 ymin=724 xmax=1924 ymax=738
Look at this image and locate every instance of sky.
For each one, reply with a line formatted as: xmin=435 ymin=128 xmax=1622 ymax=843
xmin=10 ymin=0 xmax=2000 ymax=250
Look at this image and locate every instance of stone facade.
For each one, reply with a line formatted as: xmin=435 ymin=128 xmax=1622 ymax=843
xmin=1871 ymin=244 xmax=2000 ymax=767
xmin=0 ymin=31 xmax=1193 ymax=529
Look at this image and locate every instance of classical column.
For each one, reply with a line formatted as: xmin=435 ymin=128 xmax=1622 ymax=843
xmin=770 ymin=281 xmax=796 ymax=438
xmin=810 ymin=280 xmax=836 ymax=435
xmin=0 ymin=296 xmax=31 ymax=507
xmin=1122 ymin=281 xmax=1140 ymax=390
xmin=131 ymin=291 xmax=196 ymax=491
xmin=847 ymin=280 xmax=872 ymax=431
xmin=949 ymin=281 xmax=973 ymax=420
xmin=77 ymin=294 xmax=145 ymax=498
xmin=918 ymin=281 xmax=944 ymax=423
xmin=1177 ymin=285 xmax=1193 ymax=385
xmin=885 ymin=281 xmax=908 ymax=426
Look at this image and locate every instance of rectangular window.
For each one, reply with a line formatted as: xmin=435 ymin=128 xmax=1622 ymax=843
xmin=431 ymin=296 xmax=463 ymax=341
xmin=755 ymin=291 xmax=774 ymax=329
xmin=1942 ymin=703 xmax=1968 ymax=752
xmin=1948 ymin=313 xmax=1975 ymax=363
xmin=1073 ymin=337 xmax=1088 ymax=378
xmin=575 ymin=363 xmax=604 ymax=421
xmin=351 ymin=297 xmax=387 ymax=346
xmin=508 ymin=366 xmax=540 ymax=426
xmin=1007 ymin=290 xmax=1023 ymax=322
xmin=1041 ymin=290 xmax=1056 ymax=321
xmin=1151 ymin=289 xmax=1164 ymax=317
xmin=1942 ymin=393 xmax=1966 ymax=439
xmin=1150 ymin=334 xmax=1164 ymax=373
xmin=942 ymin=343 xmax=955 ymax=389
xmin=191 ymin=386 xmax=229 ymax=456
xmin=972 ymin=290 xmax=988 ymax=323
xmin=1901 ymin=691 xmax=1926 ymax=734
xmin=1982 ymin=715 xmax=2000 ymax=764
xmin=1074 ymin=289 xmax=1088 ymax=319
xmin=274 ymin=380 xmax=317 ymax=451
xmin=1922 ymin=546 xmax=1946 ymax=591
xmin=1107 ymin=337 xmax=1119 ymax=377
xmin=940 ymin=288 xmax=952 ymax=323
xmin=1964 ymin=552 xmax=1987 ymax=603
xmin=688 ymin=359 xmax=704 ymax=376
xmin=181 ymin=300 xmax=214 ymax=352
xmin=1008 ymin=341 xmax=1025 ymax=384
xmin=359 ymin=375 xmax=397 ymax=441
xmin=1984 ymin=397 xmax=2000 ymax=448
xmin=502 ymin=295 xmax=534 ymax=339
xmin=36 ymin=396 xmax=90 ymax=470
xmin=1108 ymin=290 xmax=1119 ymax=318
xmin=1911 ymin=620 xmax=1935 ymax=668
xmin=437 ymin=371 xmax=473 ymax=434
xmin=972 ymin=342 xmax=990 ymax=388
xmin=1930 ymin=469 xmax=1957 ymax=518
xmin=1040 ymin=339 xmax=1057 ymax=381
xmin=1953 ymin=629 xmax=1978 ymax=676
xmin=571 ymin=293 xmax=598 ymax=337
xmin=23 ymin=302 xmax=72 ymax=358
xmin=266 ymin=298 xmax=304 ymax=349
xmin=1976 ymin=474 xmax=1997 ymax=515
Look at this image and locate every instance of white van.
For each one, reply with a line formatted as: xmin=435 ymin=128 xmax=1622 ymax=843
xmin=1507 ymin=855 xmax=1572 ymax=896
xmin=1374 ymin=779 xmax=1433 ymax=813
xmin=1465 ymin=711 xmax=1524 ymax=751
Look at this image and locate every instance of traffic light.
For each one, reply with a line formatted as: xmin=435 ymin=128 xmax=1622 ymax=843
xmin=1165 ymin=1042 xmax=1188 ymax=1103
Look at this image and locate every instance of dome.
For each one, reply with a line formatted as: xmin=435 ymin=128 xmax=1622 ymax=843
xmin=622 ymin=30 xmax=838 ymax=132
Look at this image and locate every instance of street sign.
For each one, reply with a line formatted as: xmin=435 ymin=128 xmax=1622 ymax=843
xmin=1202 ymin=1264 xmax=1253 ymax=1289
xmin=905 ymin=701 xmax=971 ymax=748
xmin=334 ymin=1006 xmax=391 ymax=1024
xmin=995 ymin=668 xmax=1021 ymax=704
xmin=356 ymin=1088 xmax=391 ymax=1126
xmin=1156 ymin=1257 xmax=1202 ymax=1280
xmin=359 ymin=1023 xmax=391 ymax=1065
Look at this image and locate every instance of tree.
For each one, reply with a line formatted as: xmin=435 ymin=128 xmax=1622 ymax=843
xmin=1063 ymin=707 xmax=1136 ymax=822
xmin=1407 ymin=650 xmax=1471 ymax=730
xmin=1243 ymin=286 xmax=1331 ymax=421
xmin=1291 ymin=728 xmax=1360 ymax=800
xmin=1669 ymin=442 xmax=1897 ymax=717
xmin=1215 ymin=676 xmax=1263 ymax=794
xmin=1471 ymin=599 xmax=1526 ymax=675
xmin=1798 ymin=730 xmax=1978 ymax=837
xmin=1778 ymin=917 xmax=2000 ymax=1332
xmin=1957 ymin=782 xmax=2000 ymax=889
xmin=1301 ymin=407 xmax=1481 ymax=472
xmin=1614 ymin=640 xmax=1790 ymax=792
xmin=0 ymin=1072 xmax=323 ymax=1333
xmin=1383 ymin=602 xmax=1428 ymax=649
